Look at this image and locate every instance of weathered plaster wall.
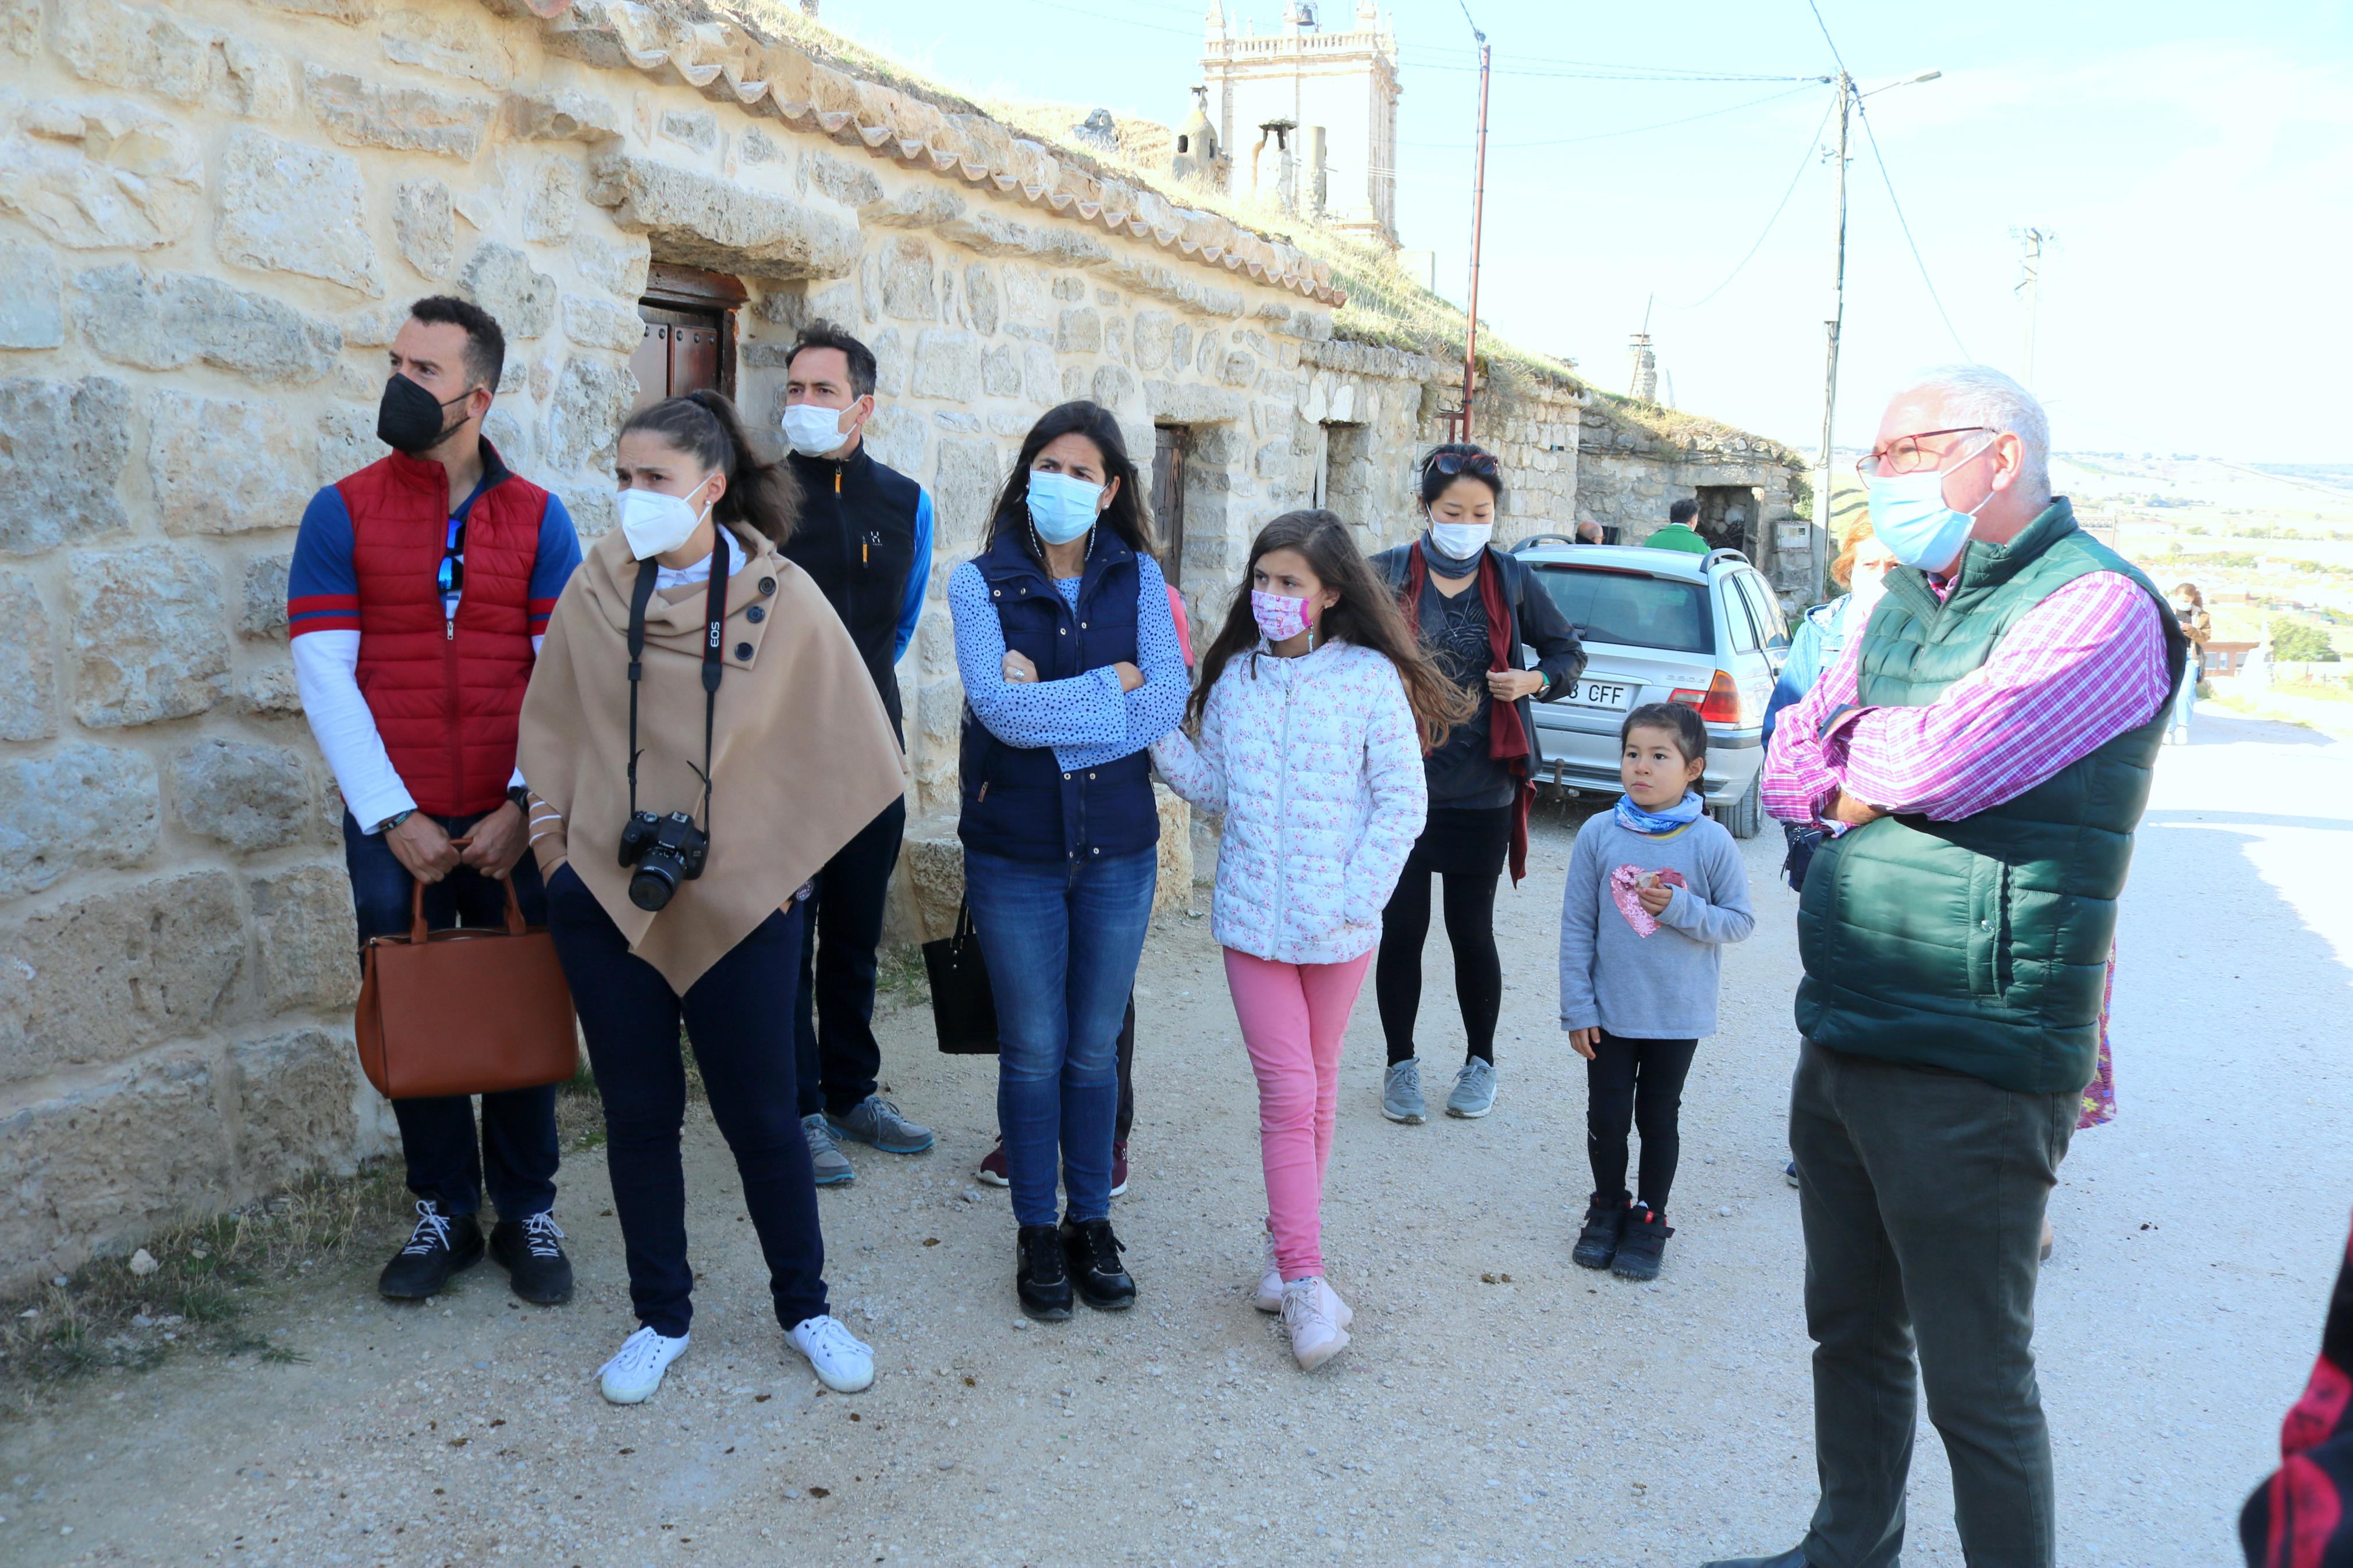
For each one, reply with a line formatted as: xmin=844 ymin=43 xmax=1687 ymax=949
xmin=1573 ymin=401 xmax=1812 ymax=597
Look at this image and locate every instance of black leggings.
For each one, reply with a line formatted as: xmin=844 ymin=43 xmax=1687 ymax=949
xmin=1376 ymin=805 xmax=1510 ymax=1066
xmin=1585 ymin=1032 xmax=1699 ymax=1213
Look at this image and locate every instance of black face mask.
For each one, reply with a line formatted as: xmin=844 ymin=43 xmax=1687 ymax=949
xmin=377 ymin=374 xmax=471 ymax=457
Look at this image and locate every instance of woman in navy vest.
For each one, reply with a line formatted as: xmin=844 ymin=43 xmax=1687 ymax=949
xmin=948 ymin=401 xmax=1188 ymax=1322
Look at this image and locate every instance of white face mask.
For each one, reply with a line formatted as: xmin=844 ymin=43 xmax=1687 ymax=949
xmin=1428 ymin=520 xmax=1493 ymax=561
xmin=780 ymin=401 xmax=857 ymax=458
xmin=617 ymin=477 xmax=714 ymax=561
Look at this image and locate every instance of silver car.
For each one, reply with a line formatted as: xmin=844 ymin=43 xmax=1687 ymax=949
xmin=1509 ymin=539 xmax=1791 ymax=837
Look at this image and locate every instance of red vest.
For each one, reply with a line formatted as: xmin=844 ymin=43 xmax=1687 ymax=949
xmin=338 ymin=448 xmax=550 ymax=817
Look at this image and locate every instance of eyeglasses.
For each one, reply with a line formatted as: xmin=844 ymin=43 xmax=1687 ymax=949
xmin=438 ymin=517 xmax=466 ymax=598
xmin=1426 ymin=450 xmax=1500 ymax=479
xmin=1857 ymin=428 xmax=1994 ymax=479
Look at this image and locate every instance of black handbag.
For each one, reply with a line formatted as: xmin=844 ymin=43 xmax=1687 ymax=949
xmin=922 ymin=898 xmax=999 ymax=1055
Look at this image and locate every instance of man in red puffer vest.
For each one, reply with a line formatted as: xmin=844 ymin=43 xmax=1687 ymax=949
xmin=290 ymin=296 xmax=583 ymax=1306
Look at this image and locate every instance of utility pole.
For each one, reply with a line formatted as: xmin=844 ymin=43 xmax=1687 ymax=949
xmin=1457 ymin=1 xmax=1490 ymax=440
xmin=2013 ymin=226 xmax=2051 ymax=392
xmin=1811 ymin=69 xmax=1851 ymax=605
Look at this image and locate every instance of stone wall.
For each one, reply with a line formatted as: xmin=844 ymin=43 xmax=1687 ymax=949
xmin=1573 ymin=400 xmax=1813 ymax=600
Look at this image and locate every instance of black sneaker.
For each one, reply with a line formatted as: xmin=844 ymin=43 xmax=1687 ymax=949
xmin=1612 ymin=1204 xmax=1673 ymax=1281
xmin=489 ymin=1211 xmax=574 ymax=1306
xmin=1016 ymin=1224 xmax=1073 ymax=1321
xmin=378 ymin=1201 xmax=484 ymax=1300
xmin=1571 ymin=1197 xmax=1628 ymax=1270
xmin=1060 ymin=1216 xmax=1136 ymax=1312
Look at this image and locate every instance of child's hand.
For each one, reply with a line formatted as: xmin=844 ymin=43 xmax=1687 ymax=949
xmin=1635 ymin=881 xmax=1674 ymax=916
xmin=1567 ymin=1026 xmax=1600 ymax=1059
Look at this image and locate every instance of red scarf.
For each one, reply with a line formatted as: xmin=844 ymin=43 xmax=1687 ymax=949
xmin=1401 ymin=542 xmax=1534 ymax=885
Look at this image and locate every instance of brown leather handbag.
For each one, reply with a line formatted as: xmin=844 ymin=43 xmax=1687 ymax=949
xmin=355 ymin=877 xmax=579 ymax=1100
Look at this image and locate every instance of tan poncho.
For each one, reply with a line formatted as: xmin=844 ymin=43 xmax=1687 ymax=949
xmin=519 ymin=522 xmax=905 ymax=993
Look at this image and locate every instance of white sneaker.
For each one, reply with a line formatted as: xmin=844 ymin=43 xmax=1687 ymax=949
xmin=1280 ymin=1277 xmax=1351 ymax=1371
xmin=789 ymin=1314 xmax=875 ymax=1393
xmin=1254 ymin=1229 xmax=1283 ymax=1314
xmin=598 ymin=1325 xmax=688 ymax=1405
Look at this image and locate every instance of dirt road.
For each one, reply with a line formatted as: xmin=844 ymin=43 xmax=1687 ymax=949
xmin=1 ymin=708 xmax=2343 ymax=1566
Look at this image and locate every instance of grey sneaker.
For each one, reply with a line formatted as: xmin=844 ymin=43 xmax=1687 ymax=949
xmin=803 ymin=1113 xmax=853 ymax=1186
xmin=828 ymin=1094 xmax=935 ymax=1155
xmin=1381 ymin=1058 xmax=1427 ymax=1124
xmin=1446 ymin=1057 xmax=1497 ymax=1119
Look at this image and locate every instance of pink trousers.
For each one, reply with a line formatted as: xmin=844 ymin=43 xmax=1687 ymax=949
xmin=1223 ymin=946 xmax=1375 ymax=1281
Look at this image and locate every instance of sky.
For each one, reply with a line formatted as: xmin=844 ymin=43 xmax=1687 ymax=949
xmin=807 ymin=0 xmax=2353 ymax=463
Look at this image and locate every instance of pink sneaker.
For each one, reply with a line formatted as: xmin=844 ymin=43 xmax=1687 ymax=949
xmin=976 ymin=1139 xmax=1009 ymax=1187
xmin=1110 ymin=1140 xmax=1130 ymax=1198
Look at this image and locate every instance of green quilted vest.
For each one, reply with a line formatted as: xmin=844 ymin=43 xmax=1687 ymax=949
xmin=1794 ymin=499 xmax=2187 ymax=1094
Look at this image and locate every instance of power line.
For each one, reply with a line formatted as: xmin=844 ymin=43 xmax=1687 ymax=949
xmin=1854 ymin=97 xmax=1971 ymax=358
xmin=1403 ymin=56 xmax=1816 ymax=83
xmin=1398 ymin=82 xmax=1818 ymax=150
xmin=1673 ymin=95 xmax=1837 ymax=308
xmin=1802 ymin=0 xmax=1851 ymax=76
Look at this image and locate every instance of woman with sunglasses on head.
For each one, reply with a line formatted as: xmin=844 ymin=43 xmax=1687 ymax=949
xmin=518 ymin=390 xmax=907 ymax=1405
xmin=1368 ymin=443 xmax=1585 ymax=1123
xmin=948 ymin=400 xmax=1190 ymax=1321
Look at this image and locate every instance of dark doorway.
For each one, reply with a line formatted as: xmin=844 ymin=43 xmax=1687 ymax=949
xmin=1694 ymin=485 xmax=1761 ymax=556
xmin=631 ymin=262 xmax=747 ymax=412
xmin=1152 ymin=425 xmax=1190 ymax=586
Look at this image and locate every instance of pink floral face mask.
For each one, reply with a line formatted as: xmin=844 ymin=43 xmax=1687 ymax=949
xmin=1251 ymin=590 xmax=1312 ymax=642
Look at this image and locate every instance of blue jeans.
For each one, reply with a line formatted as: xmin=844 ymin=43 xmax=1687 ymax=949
xmin=964 ymin=848 xmax=1157 ymax=1226
xmin=341 ymin=809 xmax=558 ymax=1220
xmin=2172 ymin=649 xmax=2199 ymax=736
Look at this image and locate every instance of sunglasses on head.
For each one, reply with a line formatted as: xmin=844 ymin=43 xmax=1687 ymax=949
xmin=1426 ymin=450 xmax=1499 ymax=479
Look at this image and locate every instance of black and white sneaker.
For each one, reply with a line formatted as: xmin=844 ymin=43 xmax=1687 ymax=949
xmin=1016 ymin=1224 xmax=1073 ymax=1321
xmin=490 ymin=1210 xmax=574 ymax=1305
xmin=378 ymin=1200 xmax=484 ymax=1300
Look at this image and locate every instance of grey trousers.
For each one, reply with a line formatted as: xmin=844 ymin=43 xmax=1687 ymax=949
xmin=1790 ymin=1039 xmax=2077 ymax=1568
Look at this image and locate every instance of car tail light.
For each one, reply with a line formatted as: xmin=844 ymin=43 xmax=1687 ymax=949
xmin=1669 ymin=670 xmax=1743 ymax=725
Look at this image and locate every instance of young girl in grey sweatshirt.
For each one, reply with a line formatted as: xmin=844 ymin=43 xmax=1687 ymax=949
xmin=1559 ymin=702 xmax=1755 ymax=1280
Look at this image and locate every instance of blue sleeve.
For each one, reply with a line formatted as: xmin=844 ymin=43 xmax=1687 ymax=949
xmin=528 ymin=493 xmax=585 ymax=634
xmin=288 ymin=486 xmax=360 ymax=636
xmin=949 ymin=560 xmax=1125 ymax=752
xmin=1762 ymin=609 xmax=1829 ymax=751
xmin=1119 ymin=554 xmax=1190 ymax=751
xmin=894 ymin=488 xmax=933 ymax=663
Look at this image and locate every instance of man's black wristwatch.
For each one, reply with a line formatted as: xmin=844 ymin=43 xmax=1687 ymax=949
xmin=506 ymin=784 xmax=530 ymax=811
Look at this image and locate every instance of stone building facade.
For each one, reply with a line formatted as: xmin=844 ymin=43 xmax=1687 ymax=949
xmin=1573 ymin=396 xmax=1814 ymax=597
xmin=0 ymin=0 xmax=1612 ymax=1288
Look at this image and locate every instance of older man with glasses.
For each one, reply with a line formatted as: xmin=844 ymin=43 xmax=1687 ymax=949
xmin=1708 ymin=366 xmax=2185 ymax=1568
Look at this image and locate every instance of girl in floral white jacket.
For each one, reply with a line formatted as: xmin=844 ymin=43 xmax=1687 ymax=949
xmin=1152 ymin=510 xmax=1470 ymax=1370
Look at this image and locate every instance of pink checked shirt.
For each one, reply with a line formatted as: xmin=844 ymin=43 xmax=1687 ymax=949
xmin=1763 ymin=572 xmax=2171 ymax=826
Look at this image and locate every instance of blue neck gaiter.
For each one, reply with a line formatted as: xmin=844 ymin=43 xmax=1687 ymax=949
xmin=1615 ymin=789 xmax=1705 ymax=836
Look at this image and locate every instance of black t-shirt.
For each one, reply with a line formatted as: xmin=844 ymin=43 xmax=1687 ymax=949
xmin=1419 ymin=575 xmax=1513 ymax=809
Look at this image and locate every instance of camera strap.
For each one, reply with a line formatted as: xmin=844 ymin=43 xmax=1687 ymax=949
xmin=621 ymin=550 xmax=727 ymax=835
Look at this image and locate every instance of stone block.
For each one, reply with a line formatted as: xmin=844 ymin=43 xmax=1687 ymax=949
xmin=964 ymin=263 xmax=999 ymax=336
xmin=0 ymin=742 xmax=158 ymax=898
xmin=1 ymin=0 xmax=33 ymax=55
xmin=570 ymin=232 xmax=650 ymax=298
xmin=169 ymin=739 xmax=308 ymax=854
xmin=658 ymin=108 xmax=716 ymax=153
xmin=482 ymin=407 xmax=534 ymax=472
xmin=860 ymin=187 xmax=965 ymax=231
xmin=70 ymin=545 xmax=228 ymax=728
xmin=981 ymin=343 xmax=1021 ymax=398
xmin=562 ymin=294 xmax=642 ymax=354
xmin=803 ymin=150 xmax=881 ymax=210
xmin=1061 ymin=365 xmax=1087 ymax=403
xmin=230 ymin=1028 xmax=359 ymax=1189
xmin=0 ymin=97 xmax=201 ymax=251
xmin=503 ymin=87 xmax=623 ymax=144
xmin=888 ymin=819 xmax=964 ymax=945
xmin=1091 ymin=365 xmax=1136 ymax=414
xmin=0 ymin=1051 xmax=232 ymax=1293
xmin=73 ymin=265 xmax=340 ymax=383
xmin=518 ymin=155 xmax=582 ymax=244
xmin=0 ymin=870 xmax=243 ymax=1081
xmin=588 ymin=152 xmax=860 ymax=279
xmin=740 ymin=125 xmax=780 ymax=163
xmin=1056 ymin=307 xmax=1102 ymax=355
xmin=1021 ymin=342 xmax=1059 ymax=406
xmin=250 ymin=0 xmax=377 ymax=19
xmin=239 ymin=554 xmax=292 ymax=642
xmin=1052 ymin=277 xmax=1086 ymax=303
xmin=303 ymin=65 xmax=495 ymax=161
xmin=148 ymin=391 xmax=308 ymax=536
xmin=881 ymin=237 xmax=936 ymax=321
xmin=871 ymin=326 xmax=907 ymax=398
xmin=860 ymin=404 xmax=925 ymax=478
xmin=51 ymin=0 xmax=212 ymax=103
xmin=1145 ymin=379 xmax=1246 ymax=427
xmin=0 ymin=239 xmax=62 ymax=349
xmin=545 ymin=356 xmax=636 ymax=475
xmin=393 ymin=179 xmax=455 ymax=279
xmin=250 ymin=862 xmax=359 ymax=1014
xmin=216 ymin=129 xmax=381 ymax=297
xmin=232 ymin=657 xmax=301 ymax=719
xmin=932 ymin=437 xmax=1000 ymax=552
xmin=556 ymin=485 xmax=613 ymax=541
xmin=0 ymin=375 xmax=130 ymax=554
xmin=459 ymin=241 xmax=557 ymax=342
xmin=910 ymin=329 xmax=980 ymax=401
xmin=379 ymin=7 xmax=513 ymax=87
xmin=1152 ymin=783 xmax=1193 ymax=919
xmin=0 ymin=570 xmax=53 ymax=739
xmin=315 ymin=404 xmax=379 ymax=485
xmin=1221 ymin=350 xmax=1258 ymax=389
xmin=1131 ymin=310 xmax=1173 ymax=373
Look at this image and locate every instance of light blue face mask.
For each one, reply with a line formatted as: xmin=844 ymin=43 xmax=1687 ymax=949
xmin=1865 ymin=438 xmax=1997 ymax=573
xmin=1026 ymin=470 xmax=1105 ymax=546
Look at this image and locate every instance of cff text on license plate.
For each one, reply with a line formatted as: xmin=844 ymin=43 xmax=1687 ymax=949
xmin=1571 ymin=678 xmax=1634 ymax=710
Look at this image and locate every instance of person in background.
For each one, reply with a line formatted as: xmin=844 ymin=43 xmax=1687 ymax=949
xmin=950 ymin=401 xmax=1188 ymax=1322
xmin=2166 ymin=580 xmax=2210 ymax=745
xmin=519 ymin=391 xmax=904 ymax=1404
xmin=1559 ymin=702 xmax=1754 ymax=1282
xmin=2241 ymin=1207 xmax=2353 ymax=1567
xmin=1369 ymin=445 xmax=1585 ymax=1123
xmin=1576 ymin=520 xmax=1609 ymax=545
xmin=1152 ymin=510 xmax=1457 ymax=1368
xmin=290 ymin=295 xmax=581 ymax=1307
xmin=1643 ymin=497 xmax=1711 ymax=554
xmin=778 ymin=321 xmax=936 ymax=1186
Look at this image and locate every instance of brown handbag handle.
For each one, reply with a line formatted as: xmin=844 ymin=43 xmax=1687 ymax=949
xmin=408 ymin=881 xmax=430 ymax=944
xmin=404 ymin=836 xmax=530 ymax=939
xmin=501 ymin=874 xmax=528 ymax=934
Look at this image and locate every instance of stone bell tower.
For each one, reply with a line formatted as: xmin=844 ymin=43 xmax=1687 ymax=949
xmin=1202 ymin=0 xmax=1400 ymax=247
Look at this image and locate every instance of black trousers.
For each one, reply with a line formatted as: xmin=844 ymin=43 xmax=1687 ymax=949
xmin=794 ymin=797 xmax=906 ymax=1119
xmin=341 ymin=808 xmax=557 ymax=1221
xmin=1376 ymin=804 xmax=1511 ymax=1065
xmin=545 ymin=864 xmax=828 ymax=1338
xmin=1584 ymin=1031 xmax=1698 ymax=1211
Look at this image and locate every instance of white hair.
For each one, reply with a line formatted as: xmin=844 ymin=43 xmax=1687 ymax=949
xmin=1908 ymin=363 xmax=2051 ymax=503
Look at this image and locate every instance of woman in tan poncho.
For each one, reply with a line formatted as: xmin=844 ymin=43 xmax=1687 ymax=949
xmin=519 ymin=391 xmax=904 ymax=1406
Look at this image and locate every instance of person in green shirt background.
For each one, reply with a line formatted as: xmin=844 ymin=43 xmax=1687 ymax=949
xmin=1642 ymin=497 xmax=1711 ymax=553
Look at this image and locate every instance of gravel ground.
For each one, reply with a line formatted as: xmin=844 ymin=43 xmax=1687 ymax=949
xmin=2 ymin=708 xmax=2345 ymax=1567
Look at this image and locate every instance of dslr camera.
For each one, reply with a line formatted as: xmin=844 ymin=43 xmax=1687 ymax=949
xmin=618 ymin=809 xmax=708 ymax=912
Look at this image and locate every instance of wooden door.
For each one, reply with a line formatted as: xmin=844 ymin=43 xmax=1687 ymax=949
xmin=630 ymin=263 xmax=747 ymax=411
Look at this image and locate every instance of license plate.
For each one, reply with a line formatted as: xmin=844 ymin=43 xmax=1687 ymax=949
xmin=1569 ymin=678 xmax=1634 ymax=710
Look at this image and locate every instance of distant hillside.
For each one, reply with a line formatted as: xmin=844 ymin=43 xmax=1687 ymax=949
xmin=2252 ymin=464 xmax=2353 ymax=491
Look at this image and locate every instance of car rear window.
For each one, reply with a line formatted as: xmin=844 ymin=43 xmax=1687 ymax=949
xmin=1532 ymin=565 xmax=1715 ymax=654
